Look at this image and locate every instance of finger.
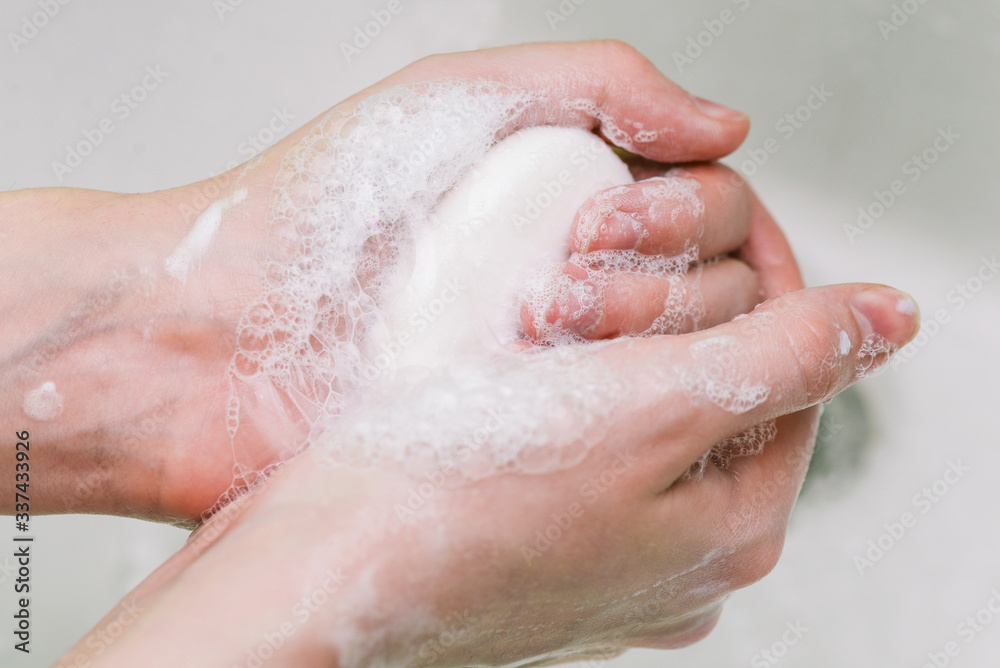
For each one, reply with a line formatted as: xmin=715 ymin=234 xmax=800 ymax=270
xmin=520 ymin=258 xmax=761 ymax=340
xmin=570 ymin=164 xmax=753 ymax=259
xmin=678 ymin=283 xmax=920 ymax=442
xmin=357 ymin=40 xmax=750 ymax=163
xmin=661 ymin=411 xmax=819 ymax=595
xmin=728 ymin=412 xmax=817 ymax=500
xmin=736 ymin=188 xmax=804 ymax=299
xmin=713 ymin=411 xmax=819 ymax=547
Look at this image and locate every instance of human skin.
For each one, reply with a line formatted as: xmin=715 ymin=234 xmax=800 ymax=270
xmin=0 ymin=40 xmax=754 ymax=526
xmin=52 ymin=268 xmax=919 ymax=667
xmin=30 ymin=42 xmax=920 ymax=667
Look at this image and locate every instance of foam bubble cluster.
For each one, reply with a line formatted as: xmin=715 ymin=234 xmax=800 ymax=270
xmin=855 ymin=332 xmax=897 ymax=379
xmin=229 ymin=82 xmax=537 ymax=442
xmin=23 ymin=381 xmax=64 ymax=422
xmin=319 ymin=346 xmax=621 ymax=481
xmin=686 ymin=420 xmax=778 ymax=479
xmin=682 ymin=335 xmax=770 ymax=414
xmin=225 ymin=83 xmax=652 ymax=481
xmin=222 ymin=82 xmax=722 ymax=484
xmin=572 ymin=173 xmax=704 ymax=253
xmin=561 ymin=98 xmax=663 ymax=153
xmin=519 ymin=246 xmax=704 ymax=346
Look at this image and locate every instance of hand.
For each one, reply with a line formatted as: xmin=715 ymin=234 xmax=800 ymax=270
xmin=51 ymin=40 xmax=921 ymax=667
xmin=520 ymin=161 xmax=763 ymax=343
xmin=1 ymin=40 xmax=750 ymax=525
xmin=63 ymin=279 xmax=919 ymax=667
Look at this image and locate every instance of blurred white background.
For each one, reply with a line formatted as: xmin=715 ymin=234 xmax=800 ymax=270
xmin=1 ymin=1 xmax=997 ymax=666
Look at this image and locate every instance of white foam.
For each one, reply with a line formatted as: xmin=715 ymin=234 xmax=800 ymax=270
xmin=229 ymin=82 xmax=551 ymax=475
xmin=687 ymin=420 xmax=778 ymax=479
xmin=520 ymin=244 xmax=703 ymax=346
xmin=855 ymin=332 xmax=896 ymax=379
xmin=683 ymin=335 xmax=770 ymax=414
xmin=165 ymin=188 xmax=246 ymax=281
xmin=560 ymin=97 xmax=665 ymax=153
xmin=23 ymin=381 xmax=64 ymax=421
xmin=838 ymin=329 xmax=851 ymax=355
xmin=224 ymin=83 xmax=706 ymax=483
xmin=895 ymin=296 xmax=918 ymax=315
xmin=572 ymin=171 xmax=704 ymax=253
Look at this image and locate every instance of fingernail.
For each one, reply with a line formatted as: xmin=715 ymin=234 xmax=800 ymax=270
xmin=590 ymin=211 xmax=642 ymax=253
xmin=850 ymin=287 xmax=921 ymax=347
xmin=692 ymin=96 xmax=748 ymax=123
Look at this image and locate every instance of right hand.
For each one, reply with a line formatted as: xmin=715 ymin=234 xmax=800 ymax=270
xmin=63 ymin=277 xmax=920 ymax=668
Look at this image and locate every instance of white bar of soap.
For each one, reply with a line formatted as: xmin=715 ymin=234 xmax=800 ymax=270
xmin=377 ymin=126 xmax=634 ymax=369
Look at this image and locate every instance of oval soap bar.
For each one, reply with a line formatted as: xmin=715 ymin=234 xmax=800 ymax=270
xmin=377 ymin=126 xmax=634 ymax=369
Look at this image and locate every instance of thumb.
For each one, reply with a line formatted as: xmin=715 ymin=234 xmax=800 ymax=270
xmin=679 ymin=283 xmax=920 ymax=440
xmin=381 ymin=41 xmax=749 ymax=163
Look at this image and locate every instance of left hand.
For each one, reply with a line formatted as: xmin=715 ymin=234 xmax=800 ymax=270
xmin=2 ymin=40 xmax=753 ymax=525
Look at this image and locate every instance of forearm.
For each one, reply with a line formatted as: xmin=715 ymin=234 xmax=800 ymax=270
xmin=0 ymin=187 xmax=201 ymax=519
xmin=55 ymin=456 xmax=390 ymax=668
xmin=0 ymin=141 xmax=334 ymax=523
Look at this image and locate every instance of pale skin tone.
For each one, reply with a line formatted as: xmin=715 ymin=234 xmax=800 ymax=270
xmin=0 ymin=41 xmax=919 ymax=666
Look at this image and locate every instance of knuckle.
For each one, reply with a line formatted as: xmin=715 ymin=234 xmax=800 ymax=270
xmin=730 ymin=529 xmax=786 ymax=589
xmin=596 ymin=39 xmax=649 ymax=69
xmin=409 ymin=52 xmax=447 ymax=75
xmin=707 ymin=163 xmax=753 ymax=224
xmin=715 ymin=162 xmax=750 ymax=194
xmin=725 ymin=167 xmax=753 ymax=215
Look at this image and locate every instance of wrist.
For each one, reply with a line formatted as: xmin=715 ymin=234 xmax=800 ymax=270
xmin=0 ymin=185 xmax=237 ymax=521
xmin=61 ymin=455 xmax=403 ymax=668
